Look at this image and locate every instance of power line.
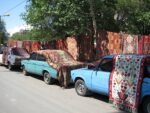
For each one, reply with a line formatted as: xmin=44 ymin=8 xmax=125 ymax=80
xmin=3 ymin=0 xmax=27 ymax=15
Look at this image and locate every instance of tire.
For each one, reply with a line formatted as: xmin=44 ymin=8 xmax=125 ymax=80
xmin=43 ymin=71 xmax=54 ymax=84
xmin=8 ymin=63 xmax=13 ymax=70
xmin=143 ymin=97 xmax=150 ymax=113
xmin=75 ymin=79 xmax=89 ymax=96
xmin=22 ymin=66 xmax=28 ymax=76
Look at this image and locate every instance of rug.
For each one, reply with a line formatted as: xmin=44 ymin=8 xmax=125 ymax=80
xmin=77 ymin=35 xmax=94 ymax=61
xmin=138 ymin=36 xmax=150 ymax=54
xmin=122 ymin=34 xmax=138 ymax=54
xmin=36 ymin=50 xmax=84 ymax=87
xmin=31 ymin=41 xmax=40 ymax=52
xmin=143 ymin=36 xmax=150 ymax=54
xmin=96 ymin=31 xmax=109 ymax=57
xmin=16 ymin=41 xmax=23 ymax=48
xmin=66 ymin=37 xmax=78 ymax=60
xmin=7 ymin=39 xmax=17 ymax=47
xmin=22 ymin=41 xmax=31 ymax=53
xmin=109 ymin=55 xmax=145 ymax=113
xmin=107 ymin=32 xmax=122 ymax=54
xmin=55 ymin=39 xmax=67 ymax=51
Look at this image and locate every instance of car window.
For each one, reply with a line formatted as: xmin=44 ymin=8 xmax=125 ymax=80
xmin=143 ymin=66 xmax=150 ymax=78
xmin=30 ymin=53 xmax=37 ymax=60
xmin=0 ymin=45 xmax=4 ymax=54
xmin=37 ymin=54 xmax=46 ymax=61
xmin=144 ymin=57 xmax=150 ymax=78
xmin=99 ymin=58 xmax=113 ymax=72
xmin=12 ymin=48 xmax=29 ymax=56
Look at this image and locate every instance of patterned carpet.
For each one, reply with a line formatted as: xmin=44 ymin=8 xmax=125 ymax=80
xmin=109 ymin=55 xmax=145 ymax=113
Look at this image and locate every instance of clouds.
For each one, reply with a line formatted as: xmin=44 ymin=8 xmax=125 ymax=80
xmin=7 ymin=24 xmax=32 ymax=36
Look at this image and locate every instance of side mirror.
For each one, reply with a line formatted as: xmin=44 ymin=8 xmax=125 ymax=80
xmin=88 ymin=64 xmax=96 ymax=69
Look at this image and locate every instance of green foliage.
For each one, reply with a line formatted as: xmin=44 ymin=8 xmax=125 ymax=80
xmin=12 ymin=29 xmax=56 ymax=41
xmin=0 ymin=19 xmax=6 ymax=32
xmin=21 ymin=0 xmax=150 ymax=41
xmin=0 ymin=19 xmax=8 ymax=43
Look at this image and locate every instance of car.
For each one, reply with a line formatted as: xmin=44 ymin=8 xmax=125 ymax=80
xmin=71 ymin=55 xmax=150 ymax=113
xmin=21 ymin=50 xmax=84 ymax=87
xmin=0 ymin=53 xmax=2 ymax=65
xmin=2 ymin=47 xmax=30 ymax=70
xmin=0 ymin=44 xmax=5 ymax=65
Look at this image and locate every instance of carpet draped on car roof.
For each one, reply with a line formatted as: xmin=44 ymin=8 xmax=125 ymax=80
xmin=35 ymin=50 xmax=85 ymax=87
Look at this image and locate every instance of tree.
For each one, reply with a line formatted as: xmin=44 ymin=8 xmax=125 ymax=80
xmin=115 ymin=0 xmax=150 ymax=35
xmin=22 ymin=0 xmax=95 ymax=38
xmin=22 ymin=0 xmax=150 ymax=39
xmin=0 ymin=18 xmax=7 ymax=44
xmin=12 ymin=29 xmax=52 ymax=41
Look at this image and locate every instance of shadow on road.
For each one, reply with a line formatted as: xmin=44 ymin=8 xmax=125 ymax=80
xmin=89 ymin=93 xmax=109 ymax=103
xmin=2 ymin=66 xmax=144 ymax=113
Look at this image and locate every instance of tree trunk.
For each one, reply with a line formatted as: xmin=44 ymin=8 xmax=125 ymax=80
xmin=88 ymin=0 xmax=97 ymax=38
xmin=88 ymin=0 xmax=97 ymax=61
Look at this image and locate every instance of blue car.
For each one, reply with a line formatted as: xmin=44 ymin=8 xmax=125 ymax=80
xmin=71 ymin=55 xmax=150 ymax=113
xmin=21 ymin=50 xmax=84 ymax=86
xmin=21 ymin=52 xmax=57 ymax=84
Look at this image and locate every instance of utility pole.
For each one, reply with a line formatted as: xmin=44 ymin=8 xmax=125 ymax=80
xmin=0 ymin=14 xmax=10 ymax=21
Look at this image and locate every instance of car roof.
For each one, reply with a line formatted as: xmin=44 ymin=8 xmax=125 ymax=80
xmin=103 ymin=54 xmax=150 ymax=59
xmin=103 ymin=55 xmax=113 ymax=59
xmin=35 ymin=49 xmax=65 ymax=53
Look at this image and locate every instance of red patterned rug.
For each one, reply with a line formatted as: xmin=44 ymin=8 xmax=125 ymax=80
xmin=107 ymin=32 xmax=122 ymax=54
xmin=36 ymin=50 xmax=84 ymax=87
xmin=109 ymin=55 xmax=145 ymax=113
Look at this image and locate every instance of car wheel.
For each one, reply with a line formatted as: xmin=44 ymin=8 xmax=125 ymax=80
xmin=75 ymin=79 xmax=89 ymax=96
xmin=143 ymin=97 xmax=150 ymax=113
xmin=43 ymin=71 xmax=54 ymax=84
xmin=8 ymin=63 xmax=13 ymax=70
xmin=22 ymin=66 xmax=28 ymax=76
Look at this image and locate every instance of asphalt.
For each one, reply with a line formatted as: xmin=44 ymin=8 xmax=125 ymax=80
xmin=0 ymin=66 xmax=126 ymax=113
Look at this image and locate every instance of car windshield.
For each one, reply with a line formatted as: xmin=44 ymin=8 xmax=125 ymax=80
xmin=12 ymin=48 xmax=29 ymax=57
xmin=144 ymin=57 xmax=150 ymax=77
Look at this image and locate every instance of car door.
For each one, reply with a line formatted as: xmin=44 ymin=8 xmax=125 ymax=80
xmin=26 ymin=53 xmax=37 ymax=73
xmin=34 ymin=54 xmax=47 ymax=75
xmin=8 ymin=49 xmax=15 ymax=65
xmin=91 ymin=58 xmax=113 ymax=95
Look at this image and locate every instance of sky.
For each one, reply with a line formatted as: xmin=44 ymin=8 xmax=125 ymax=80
xmin=0 ymin=0 xmax=30 ymax=36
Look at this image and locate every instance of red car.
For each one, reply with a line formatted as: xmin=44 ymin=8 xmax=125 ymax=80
xmin=2 ymin=47 xmax=30 ymax=70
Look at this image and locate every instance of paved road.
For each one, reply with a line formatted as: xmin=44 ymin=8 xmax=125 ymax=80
xmin=0 ymin=66 xmax=126 ymax=113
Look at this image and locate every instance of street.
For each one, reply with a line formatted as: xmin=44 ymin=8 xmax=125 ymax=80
xmin=0 ymin=66 xmax=126 ymax=113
